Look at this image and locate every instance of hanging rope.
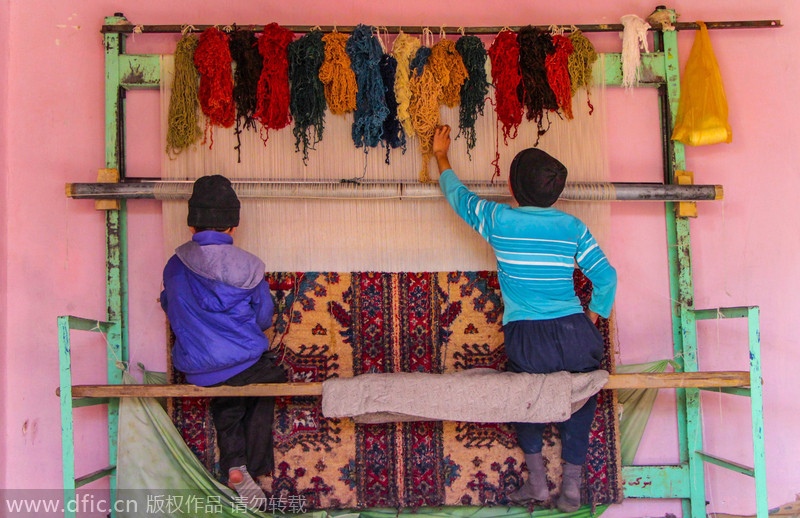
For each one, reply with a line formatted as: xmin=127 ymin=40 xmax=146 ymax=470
xmin=346 ymin=24 xmax=390 ymax=149
xmin=568 ymin=29 xmax=598 ymax=114
xmin=229 ymin=29 xmax=262 ymax=162
xmin=288 ymin=30 xmax=327 ymax=163
xmin=430 ymin=38 xmax=468 ymax=108
xmin=517 ymin=25 xmax=558 ymax=139
xmin=488 ymin=29 xmax=523 ymax=143
xmin=165 ymin=34 xmax=202 ymax=157
xmin=408 ymin=45 xmax=440 ymax=182
xmin=255 ymin=23 xmax=294 ymax=140
xmin=620 ymin=14 xmax=650 ymax=88
xmin=379 ymin=54 xmax=406 ymax=163
xmin=319 ymin=32 xmax=358 ymax=115
xmin=392 ymin=33 xmax=421 ymax=136
xmin=194 ymin=27 xmax=235 ymax=135
xmin=455 ymin=35 xmax=489 ymax=157
xmin=546 ymin=34 xmax=575 ymax=119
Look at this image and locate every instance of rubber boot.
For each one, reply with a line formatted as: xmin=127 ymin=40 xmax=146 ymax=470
xmin=508 ymin=453 xmax=549 ymax=503
xmin=556 ymin=462 xmax=582 ymax=512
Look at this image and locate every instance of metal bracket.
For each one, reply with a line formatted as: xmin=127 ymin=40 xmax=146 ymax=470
xmin=95 ymin=169 xmax=120 ymax=211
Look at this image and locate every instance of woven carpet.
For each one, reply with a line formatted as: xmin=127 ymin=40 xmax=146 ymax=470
xmin=169 ymin=271 xmax=622 ymax=509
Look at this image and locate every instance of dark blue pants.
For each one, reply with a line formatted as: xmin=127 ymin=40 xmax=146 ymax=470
xmin=504 ymin=313 xmax=604 ymax=465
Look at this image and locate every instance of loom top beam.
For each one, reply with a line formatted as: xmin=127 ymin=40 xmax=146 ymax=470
xmin=101 ymin=20 xmax=782 ymax=35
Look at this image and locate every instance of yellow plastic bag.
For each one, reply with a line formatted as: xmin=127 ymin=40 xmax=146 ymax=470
xmin=671 ymin=21 xmax=732 ymax=146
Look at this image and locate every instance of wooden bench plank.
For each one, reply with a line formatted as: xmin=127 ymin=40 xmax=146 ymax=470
xmin=62 ymin=371 xmax=751 ymax=398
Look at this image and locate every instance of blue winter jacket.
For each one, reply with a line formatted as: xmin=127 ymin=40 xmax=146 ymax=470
xmin=160 ymin=231 xmax=274 ymax=386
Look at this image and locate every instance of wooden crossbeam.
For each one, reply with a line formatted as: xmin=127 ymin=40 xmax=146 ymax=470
xmin=61 ymin=371 xmax=750 ymax=399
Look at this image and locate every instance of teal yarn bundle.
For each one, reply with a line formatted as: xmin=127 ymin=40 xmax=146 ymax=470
xmin=409 ymin=46 xmax=432 ymax=76
xmin=288 ymin=30 xmax=327 ymax=163
xmin=346 ymin=25 xmax=389 ymax=149
xmin=455 ymin=35 xmax=489 ymax=157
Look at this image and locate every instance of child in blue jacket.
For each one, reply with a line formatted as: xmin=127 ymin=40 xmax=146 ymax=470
xmin=433 ymin=126 xmax=617 ymax=512
xmin=161 ymin=175 xmax=285 ymax=508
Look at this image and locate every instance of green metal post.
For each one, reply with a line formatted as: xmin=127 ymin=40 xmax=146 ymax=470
xmin=58 ymin=317 xmax=77 ymax=518
xmin=655 ymin=9 xmax=705 ymax=518
xmin=104 ymin=15 xmax=129 ymax=513
xmin=748 ymin=307 xmax=767 ymax=518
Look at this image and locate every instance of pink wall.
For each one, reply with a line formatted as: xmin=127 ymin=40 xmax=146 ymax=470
xmin=0 ymin=0 xmax=10 ymax=492
xmin=2 ymin=1 xmax=798 ymax=516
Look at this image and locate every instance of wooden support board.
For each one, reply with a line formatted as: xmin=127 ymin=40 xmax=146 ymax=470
xmin=63 ymin=371 xmax=751 ymax=399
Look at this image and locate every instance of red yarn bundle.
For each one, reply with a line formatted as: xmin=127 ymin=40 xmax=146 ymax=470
xmin=488 ymin=30 xmax=523 ymax=142
xmin=255 ymin=23 xmax=295 ymax=137
xmin=194 ymin=27 xmax=235 ymax=129
xmin=546 ymin=34 xmax=575 ymax=120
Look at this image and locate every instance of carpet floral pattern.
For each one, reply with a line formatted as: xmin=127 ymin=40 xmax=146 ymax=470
xmin=169 ymin=271 xmax=621 ymax=509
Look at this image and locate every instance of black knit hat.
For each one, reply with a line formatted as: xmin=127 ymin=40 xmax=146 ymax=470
xmin=187 ymin=175 xmax=241 ymax=228
xmin=509 ymin=148 xmax=568 ymax=207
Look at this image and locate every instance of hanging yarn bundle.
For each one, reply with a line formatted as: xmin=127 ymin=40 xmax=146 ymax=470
xmin=379 ymin=54 xmax=406 ymax=163
xmin=319 ymin=32 xmax=358 ymax=115
xmin=430 ymin=38 xmax=468 ymax=108
xmin=392 ymin=33 xmax=422 ymax=136
xmin=488 ymin=30 xmax=523 ymax=143
xmin=568 ymin=29 xmax=598 ymax=113
xmin=455 ymin=35 xmax=489 ymax=157
xmin=517 ymin=26 xmax=558 ymax=136
xmin=287 ymin=30 xmax=327 ymax=163
xmin=166 ymin=33 xmax=202 ymax=157
xmin=230 ymin=30 xmax=262 ymax=132
xmin=229 ymin=29 xmax=263 ymax=162
xmin=620 ymin=14 xmax=651 ymax=88
xmin=255 ymin=23 xmax=294 ymax=139
xmin=194 ymin=27 xmax=235 ymax=136
xmin=408 ymin=45 xmax=440 ymax=182
xmin=545 ymin=34 xmax=575 ymax=119
xmin=346 ymin=25 xmax=390 ymax=149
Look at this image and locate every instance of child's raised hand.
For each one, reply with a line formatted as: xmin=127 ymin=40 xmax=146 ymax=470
xmin=433 ymin=125 xmax=451 ymax=157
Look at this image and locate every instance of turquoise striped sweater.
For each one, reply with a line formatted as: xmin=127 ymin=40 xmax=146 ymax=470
xmin=440 ymin=169 xmax=617 ymax=324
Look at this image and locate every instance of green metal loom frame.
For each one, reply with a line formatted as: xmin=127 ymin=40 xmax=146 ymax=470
xmin=58 ymin=8 xmax=770 ymax=517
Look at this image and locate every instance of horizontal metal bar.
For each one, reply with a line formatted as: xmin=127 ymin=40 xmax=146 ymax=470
xmin=61 ymin=316 xmax=117 ymax=333
xmin=696 ymin=451 xmax=755 ymax=477
xmin=61 ymin=371 xmax=751 ymax=398
xmin=622 ymin=465 xmax=690 ymax=498
xmin=119 ymin=54 xmax=160 ymax=89
xmin=75 ymin=466 xmax=116 ymax=488
xmin=73 ymin=397 xmax=111 ymax=408
xmin=690 ymin=306 xmax=758 ymax=320
xmin=700 ymin=386 xmax=751 ymax=397
xmin=601 ymin=53 xmax=666 ymax=87
xmin=101 ymin=20 xmax=782 ymax=34
xmin=66 ymin=181 xmax=723 ymax=202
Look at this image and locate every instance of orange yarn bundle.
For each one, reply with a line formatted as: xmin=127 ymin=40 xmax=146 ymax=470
xmin=545 ymin=34 xmax=575 ymax=120
xmin=319 ymin=32 xmax=358 ymax=115
xmin=194 ymin=27 xmax=235 ymax=130
xmin=408 ymin=49 xmax=441 ymax=183
xmin=430 ymin=39 xmax=468 ymax=108
xmin=255 ymin=23 xmax=294 ymax=137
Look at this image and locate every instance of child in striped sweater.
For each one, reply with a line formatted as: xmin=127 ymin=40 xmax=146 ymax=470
xmin=433 ymin=125 xmax=617 ymax=511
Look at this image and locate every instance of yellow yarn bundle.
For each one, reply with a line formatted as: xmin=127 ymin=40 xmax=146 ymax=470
xmin=391 ymin=33 xmax=422 ymax=136
xmin=166 ymin=34 xmax=202 ymax=157
xmin=568 ymin=30 xmax=598 ymax=94
xmin=319 ymin=32 xmax=358 ymax=115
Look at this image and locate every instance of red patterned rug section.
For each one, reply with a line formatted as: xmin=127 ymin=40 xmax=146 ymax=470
xmin=168 ymin=271 xmax=622 ymax=509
